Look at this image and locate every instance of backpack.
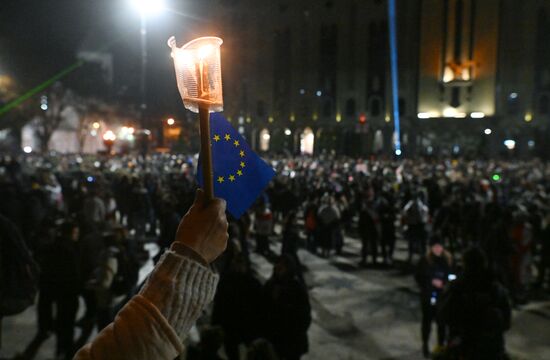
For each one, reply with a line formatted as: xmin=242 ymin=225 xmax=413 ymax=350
xmin=0 ymin=215 xmax=40 ymax=317
xmin=110 ymin=247 xmax=140 ymax=297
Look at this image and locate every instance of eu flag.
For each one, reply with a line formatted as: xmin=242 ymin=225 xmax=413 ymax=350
xmin=197 ymin=113 xmax=276 ymax=218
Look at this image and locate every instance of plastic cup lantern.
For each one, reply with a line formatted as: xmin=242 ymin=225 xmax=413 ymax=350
xmin=168 ymin=36 xmax=224 ymax=201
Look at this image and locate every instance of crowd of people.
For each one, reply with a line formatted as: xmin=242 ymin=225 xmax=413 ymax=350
xmin=0 ymin=153 xmax=549 ymax=359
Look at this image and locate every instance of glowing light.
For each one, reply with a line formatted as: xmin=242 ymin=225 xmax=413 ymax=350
xmin=246 ymin=116 xmax=251 ymax=123
xmin=290 ymin=114 xmax=295 ymax=122
xmin=130 ymin=0 xmax=165 ymax=16
xmin=167 ymin=118 xmax=175 ymax=126
xmin=90 ymin=130 xmax=98 ymax=136
xmin=23 ymin=146 xmax=32 ymax=153
xmin=268 ymin=116 xmax=274 ymax=123
xmin=484 ymin=128 xmax=492 ymax=135
xmin=92 ymin=122 xmax=100 ymax=129
xmin=103 ymin=130 xmax=116 ymax=141
xmin=524 ymin=113 xmax=533 ymax=122
xmin=492 ymin=174 xmax=501 ymax=181
xmin=336 ymin=113 xmax=342 ymax=122
xmin=528 ymin=140 xmax=535 ymax=148
xmin=284 ymin=128 xmax=292 ymax=136
xmin=262 ymin=133 xmax=271 ymax=140
xmin=418 ymin=113 xmax=431 ymax=119
xmin=312 ymin=113 xmax=318 ymax=121
xmin=128 ymin=127 xmax=135 ymax=134
xmin=385 ymin=114 xmax=391 ymax=122
xmin=503 ymin=139 xmax=516 ymax=150
xmin=299 ymin=89 xmax=305 ymax=95
xmin=471 ymin=112 xmax=485 ymax=118
xmin=198 ymin=45 xmax=213 ymax=60
xmin=443 ymin=108 xmax=457 ymax=118
xmin=40 ymin=104 xmax=48 ymax=111
xmin=316 ymin=90 xmax=322 ymax=97
xmin=443 ymin=66 xmax=454 ymax=83
xmin=509 ymin=92 xmax=518 ymax=99
xmin=454 ymin=113 xmax=467 ymax=118
xmin=395 ymin=149 xmax=402 ymax=156
xmin=94 ymin=161 xmax=101 ymax=168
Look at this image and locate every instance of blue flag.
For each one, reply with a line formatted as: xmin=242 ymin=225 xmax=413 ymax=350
xmin=197 ymin=113 xmax=276 ymax=218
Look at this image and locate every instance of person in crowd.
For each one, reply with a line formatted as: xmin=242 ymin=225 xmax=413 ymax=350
xmin=403 ymin=191 xmax=430 ymax=263
xmin=303 ymin=196 xmax=319 ymax=253
xmin=415 ymin=237 xmax=453 ymax=358
xmin=246 ymin=338 xmax=279 ymax=360
xmin=254 ymin=201 xmax=273 ymax=255
xmin=186 ymin=326 xmax=225 ymax=360
xmin=536 ymin=212 xmax=550 ymax=290
xmin=317 ymin=194 xmax=340 ymax=258
xmin=377 ymin=190 xmax=396 ymax=265
xmin=439 ymin=247 xmax=511 ymax=360
xmin=358 ymin=196 xmax=380 ymax=266
xmin=22 ymin=221 xmax=81 ymax=360
xmin=263 ymin=255 xmax=311 ymax=360
xmin=212 ymin=253 xmax=263 ymax=360
xmin=282 ymin=211 xmax=302 ymax=269
xmin=82 ymin=186 xmax=106 ymax=233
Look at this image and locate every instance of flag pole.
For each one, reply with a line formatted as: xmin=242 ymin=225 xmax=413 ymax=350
xmin=199 ymin=104 xmax=214 ymax=202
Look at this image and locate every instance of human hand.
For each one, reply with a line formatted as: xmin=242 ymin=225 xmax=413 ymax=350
xmin=174 ymin=189 xmax=228 ymax=263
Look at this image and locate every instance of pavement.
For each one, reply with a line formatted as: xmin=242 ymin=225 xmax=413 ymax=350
xmin=1 ymin=233 xmax=549 ymax=360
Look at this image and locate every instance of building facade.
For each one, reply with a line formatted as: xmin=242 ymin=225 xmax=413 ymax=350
xmin=208 ymin=0 xmax=550 ymax=157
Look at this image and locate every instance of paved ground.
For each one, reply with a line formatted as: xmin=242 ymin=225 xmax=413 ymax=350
xmin=1 ymin=234 xmax=549 ymax=360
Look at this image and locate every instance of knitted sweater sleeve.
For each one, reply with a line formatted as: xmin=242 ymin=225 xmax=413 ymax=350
xmin=74 ymin=250 xmax=219 ymax=360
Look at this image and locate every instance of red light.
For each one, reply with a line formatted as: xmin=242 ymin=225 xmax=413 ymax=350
xmin=359 ymin=113 xmax=367 ymax=124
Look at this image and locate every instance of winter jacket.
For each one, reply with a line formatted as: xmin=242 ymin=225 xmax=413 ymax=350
xmin=74 ymin=247 xmax=219 ymax=360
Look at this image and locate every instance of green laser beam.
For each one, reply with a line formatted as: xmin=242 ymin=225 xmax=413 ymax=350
xmin=0 ymin=60 xmax=84 ymax=117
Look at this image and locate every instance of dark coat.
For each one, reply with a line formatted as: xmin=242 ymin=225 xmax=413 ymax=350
xmin=415 ymin=253 xmax=452 ymax=301
xmin=262 ymin=276 xmax=311 ymax=358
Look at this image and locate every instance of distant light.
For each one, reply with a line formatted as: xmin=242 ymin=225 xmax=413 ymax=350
xmin=528 ymin=140 xmax=535 ymax=148
xmin=417 ymin=113 xmax=431 ymax=119
xmin=246 ymin=116 xmax=251 ymax=123
xmin=471 ymin=112 xmax=485 ymax=118
xmin=262 ymin=133 xmax=271 ymax=140
xmin=395 ymin=149 xmax=402 ymax=156
xmin=40 ymin=104 xmax=48 ymax=111
xmin=453 ymin=145 xmax=460 ymax=154
xmin=524 ymin=113 xmax=533 ymax=122
xmin=121 ymin=126 xmax=129 ymax=132
xmin=103 ymin=130 xmax=116 ymax=141
xmin=167 ymin=118 xmax=175 ymax=126
xmin=427 ymin=146 xmax=433 ymax=154
xmin=336 ymin=113 xmax=342 ymax=122
xmin=92 ymin=122 xmax=100 ymax=129
xmin=94 ymin=161 xmax=101 ymax=168
xmin=299 ymin=88 xmax=305 ymax=95
xmin=443 ymin=108 xmax=457 ymax=118
xmin=509 ymin=92 xmax=518 ymax=99
xmin=238 ymin=126 xmax=245 ymax=134
xmin=503 ymin=139 xmax=516 ymax=150
xmin=87 ymin=176 xmax=94 ymax=183
xmin=284 ymin=128 xmax=292 ymax=136
xmin=290 ymin=114 xmax=295 ymax=122
xmin=492 ymin=174 xmax=501 ymax=182
xmin=268 ymin=116 xmax=274 ymax=123
xmin=312 ymin=113 xmax=318 ymax=121
xmin=90 ymin=130 xmax=98 ymax=136
xmin=316 ymin=90 xmax=322 ymax=97
xmin=454 ymin=113 xmax=467 ymax=118
xmin=238 ymin=116 xmax=244 ymax=124
xmin=484 ymin=128 xmax=492 ymax=135
xmin=23 ymin=146 xmax=32 ymax=154
xmin=128 ymin=127 xmax=135 ymax=134
xmin=127 ymin=134 xmax=135 ymax=141
xmin=130 ymin=0 xmax=165 ymax=16
xmin=385 ymin=114 xmax=391 ymax=122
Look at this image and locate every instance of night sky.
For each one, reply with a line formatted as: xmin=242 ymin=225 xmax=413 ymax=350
xmin=0 ymin=0 xmax=213 ymax=118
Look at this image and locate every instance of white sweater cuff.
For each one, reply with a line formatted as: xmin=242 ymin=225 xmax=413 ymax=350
xmin=139 ymin=250 xmax=219 ymax=341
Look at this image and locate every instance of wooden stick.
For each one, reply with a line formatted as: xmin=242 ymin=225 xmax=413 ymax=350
xmin=199 ymin=104 xmax=214 ymax=202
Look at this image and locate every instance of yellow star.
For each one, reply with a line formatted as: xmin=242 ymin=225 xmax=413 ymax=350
xmin=217 ymin=176 xmax=224 ymax=183
xmin=239 ymin=150 xmax=245 ymax=157
xmin=224 ymin=134 xmax=231 ymax=141
xmin=233 ymin=140 xmax=240 ymax=147
xmin=237 ymin=170 xmax=243 ymax=176
xmin=240 ymin=161 xmax=246 ymax=168
xmin=229 ymin=175 xmax=235 ymax=182
xmin=213 ymin=134 xmax=220 ymax=142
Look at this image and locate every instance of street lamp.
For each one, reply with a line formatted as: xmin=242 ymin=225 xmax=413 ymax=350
xmin=129 ymin=0 xmax=165 ymax=128
xmin=103 ymin=130 xmax=117 ymax=154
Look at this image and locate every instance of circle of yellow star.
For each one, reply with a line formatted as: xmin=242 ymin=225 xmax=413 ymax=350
xmin=236 ymin=170 xmax=243 ymax=176
xmin=240 ymin=161 xmax=246 ymax=168
xmin=217 ymin=176 xmax=224 ymax=183
xmin=239 ymin=150 xmax=245 ymax=157
xmin=224 ymin=134 xmax=231 ymax=141
xmin=233 ymin=140 xmax=240 ymax=147
xmin=213 ymin=134 xmax=221 ymax=142
xmin=229 ymin=175 xmax=235 ymax=182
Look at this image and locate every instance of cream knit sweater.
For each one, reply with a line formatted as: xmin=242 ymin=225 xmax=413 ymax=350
xmin=74 ymin=249 xmax=219 ymax=360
